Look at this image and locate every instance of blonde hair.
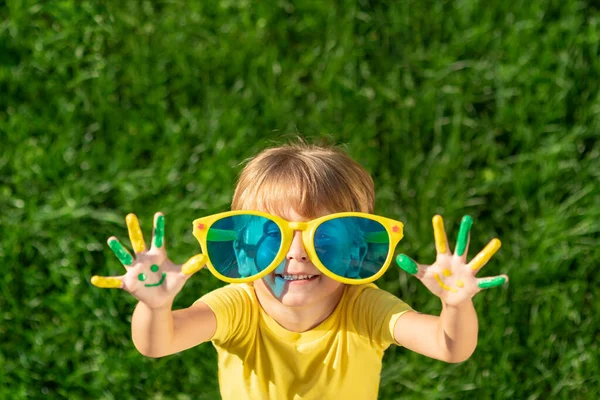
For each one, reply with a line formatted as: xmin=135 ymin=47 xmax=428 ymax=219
xmin=231 ymin=142 xmax=375 ymax=217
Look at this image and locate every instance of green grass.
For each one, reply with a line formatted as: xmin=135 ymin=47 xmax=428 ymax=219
xmin=1 ymin=0 xmax=599 ymax=398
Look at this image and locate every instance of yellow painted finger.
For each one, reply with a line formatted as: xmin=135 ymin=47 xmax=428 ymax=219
xmin=469 ymin=238 xmax=502 ymax=272
xmin=126 ymin=213 xmax=146 ymax=253
xmin=91 ymin=276 xmax=123 ymax=289
xmin=181 ymin=254 xmax=207 ymax=275
xmin=432 ymin=215 xmax=449 ymax=254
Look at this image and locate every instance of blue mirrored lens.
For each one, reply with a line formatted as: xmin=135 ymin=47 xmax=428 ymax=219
xmin=207 ymin=215 xmax=282 ymax=279
xmin=314 ymin=217 xmax=389 ymax=279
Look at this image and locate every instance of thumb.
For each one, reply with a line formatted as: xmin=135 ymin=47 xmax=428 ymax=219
xmin=181 ymin=254 xmax=207 ymax=275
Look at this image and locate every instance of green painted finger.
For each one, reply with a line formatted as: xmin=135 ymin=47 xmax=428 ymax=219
xmin=108 ymin=238 xmax=133 ymax=266
xmin=455 ymin=215 xmax=473 ymax=256
xmin=396 ymin=254 xmax=418 ymax=275
xmin=153 ymin=214 xmax=165 ymax=248
xmin=478 ymin=276 xmax=507 ymax=289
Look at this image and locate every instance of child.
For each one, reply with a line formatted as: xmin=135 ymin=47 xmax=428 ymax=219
xmin=92 ymin=142 xmax=508 ymax=400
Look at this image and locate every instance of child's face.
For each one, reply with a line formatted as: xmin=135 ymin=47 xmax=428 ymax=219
xmin=253 ymin=207 xmax=346 ymax=308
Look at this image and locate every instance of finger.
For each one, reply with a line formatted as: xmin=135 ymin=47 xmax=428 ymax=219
xmin=107 ymin=236 xmax=134 ymax=267
xmin=469 ymin=238 xmax=501 ymax=273
xmin=396 ymin=254 xmax=420 ymax=276
xmin=454 ymin=215 xmax=473 ymax=257
xmin=91 ymin=275 xmax=123 ymax=289
xmin=152 ymin=212 xmax=166 ymax=249
xmin=126 ymin=213 xmax=146 ymax=253
xmin=181 ymin=254 xmax=207 ymax=275
xmin=432 ymin=215 xmax=450 ymax=255
xmin=477 ymin=274 xmax=509 ymax=290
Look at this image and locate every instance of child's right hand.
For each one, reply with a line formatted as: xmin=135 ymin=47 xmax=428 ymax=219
xmin=91 ymin=212 xmax=206 ymax=309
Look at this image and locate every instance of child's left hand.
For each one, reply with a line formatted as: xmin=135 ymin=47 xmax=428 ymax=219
xmin=396 ymin=215 xmax=508 ymax=307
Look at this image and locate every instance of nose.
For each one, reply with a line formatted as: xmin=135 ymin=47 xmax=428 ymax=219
xmin=286 ymin=231 xmax=308 ymax=261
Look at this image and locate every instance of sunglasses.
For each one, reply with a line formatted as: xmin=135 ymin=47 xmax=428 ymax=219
xmin=192 ymin=211 xmax=404 ymax=284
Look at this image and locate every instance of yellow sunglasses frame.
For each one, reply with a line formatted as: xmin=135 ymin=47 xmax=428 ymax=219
xmin=192 ymin=210 xmax=404 ymax=285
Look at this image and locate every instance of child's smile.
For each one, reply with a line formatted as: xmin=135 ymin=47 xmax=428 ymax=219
xmin=276 ymin=273 xmax=319 ymax=283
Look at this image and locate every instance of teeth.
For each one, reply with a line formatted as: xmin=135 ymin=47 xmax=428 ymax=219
xmin=280 ymin=274 xmax=315 ymax=281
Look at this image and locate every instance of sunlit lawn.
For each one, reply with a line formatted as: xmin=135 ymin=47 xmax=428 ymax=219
xmin=1 ymin=1 xmax=599 ymax=399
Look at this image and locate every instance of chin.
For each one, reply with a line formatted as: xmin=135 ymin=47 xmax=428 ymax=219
xmin=277 ymin=291 xmax=320 ymax=308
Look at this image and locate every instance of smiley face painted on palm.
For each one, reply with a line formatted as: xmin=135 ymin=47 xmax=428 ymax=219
xmin=137 ymin=264 xmax=166 ymax=287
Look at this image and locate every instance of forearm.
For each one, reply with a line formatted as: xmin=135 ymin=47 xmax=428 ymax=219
xmin=131 ymin=300 xmax=175 ymax=358
xmin=438 ymin=299 xmax=478 ymax=362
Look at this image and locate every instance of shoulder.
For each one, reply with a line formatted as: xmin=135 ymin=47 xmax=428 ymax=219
xmin=346 ymin=283 xmax=403 ymax=307
xmin=197 ymin=283 xmax=255 ymax=308
xmin=343 ymin=283 xmax=394 ymax=322
xmin=196 ymin=283 xmax=258 ymax=347
xmin=347 ymin=283 xmax=413 ymax=345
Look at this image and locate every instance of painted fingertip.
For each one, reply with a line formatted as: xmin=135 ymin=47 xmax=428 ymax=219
xmin=126 ymin=213 xmax=146 ymax=253
xmin=432 ymin=215 xmax=448 ymax=254
xmin=182 ymin=254 xmax=206 ymax=275
xmin=470 ymin=238 xmax=502 ymax=271
xmin=396 ymin=254 xmax=418 ymax=275
xmin=91 ymin=276 xmax=123 ymax=289
xmin=456 ymin=215 xmax=473 ymax=256
xmin=107 ymin=238 xmax=133 ymax=266
xmin=478 ymin=276 xmax=507 ymax=289
xmin=153 ymin=214 xmax=165 ymax=248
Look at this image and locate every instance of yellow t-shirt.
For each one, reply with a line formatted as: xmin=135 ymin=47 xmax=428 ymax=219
xmin=198 ymin=283 xmax=412 ymax=400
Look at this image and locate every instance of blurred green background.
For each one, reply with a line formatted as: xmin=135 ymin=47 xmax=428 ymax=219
xmin=1 ymin=0 xmax=599 ymax=399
